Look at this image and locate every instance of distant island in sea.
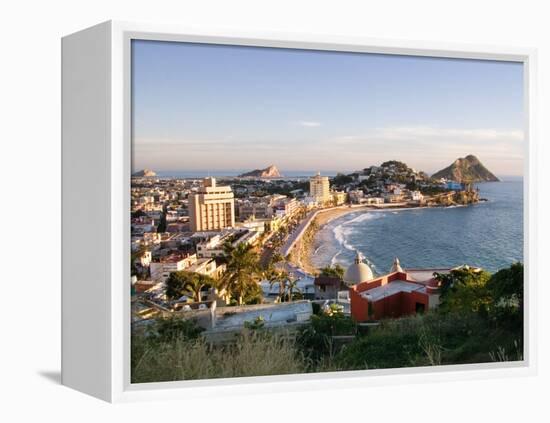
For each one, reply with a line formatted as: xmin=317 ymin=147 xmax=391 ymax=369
xmin=132 ymin=168 xmax=156 ymax=177
xmin=238 ymin=165 xmax=282 ymax=178
xmin=431 ymin=154 xmax=499 ymax=182
xmin=132 ymin=155 xmax=500 ymax=185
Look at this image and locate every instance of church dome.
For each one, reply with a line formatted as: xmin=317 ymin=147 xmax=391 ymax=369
xmin=344 ymin=251 xmax=374 ymax=286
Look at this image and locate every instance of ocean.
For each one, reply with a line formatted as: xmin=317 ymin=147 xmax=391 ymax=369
xmin=311 ymin=179 xmax=524 ymax=274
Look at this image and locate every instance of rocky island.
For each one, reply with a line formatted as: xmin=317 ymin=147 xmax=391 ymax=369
xmin=431 ymin=154 xmax=499 ymax=182
xmin=238 ymin=165 xmax=282 ymax=178
xmin=132 ymin=169 xmax=157 ymax=177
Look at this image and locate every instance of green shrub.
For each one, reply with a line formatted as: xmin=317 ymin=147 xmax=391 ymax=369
xmin=148 ymin=316 xmax=204 ymax=344
xmin=296 ymin=313 xmax=357 ymax=366
xmin=336 ymin=327 xmax=423 ymax=370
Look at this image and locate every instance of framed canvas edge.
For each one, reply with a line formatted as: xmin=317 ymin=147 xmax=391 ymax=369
xmin=106 ymin=20 xmax=538 ymax=403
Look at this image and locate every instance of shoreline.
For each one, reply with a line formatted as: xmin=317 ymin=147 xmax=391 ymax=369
xmin=288 ymin=206 xmax=370 ymax=274
xmin=291 ymin=202 xmax=485 ymax=275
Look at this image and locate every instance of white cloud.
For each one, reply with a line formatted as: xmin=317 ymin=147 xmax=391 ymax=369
xmin=298 ymin=121 xmax=321 ymax=127
xmin=371 ymin=126 xmax=524 ymax=143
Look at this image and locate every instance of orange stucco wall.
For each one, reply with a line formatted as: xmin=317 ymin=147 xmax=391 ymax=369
xmin=350 ymin=272 xmax=431 ymax=322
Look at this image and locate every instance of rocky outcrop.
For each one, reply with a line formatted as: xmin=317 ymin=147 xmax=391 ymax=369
xmin=132 ymin=169 xmax=157 ymax=177
xmin=431 ymin=155 xmax=499 ymax=182
xmin=239 ymin=165 xmax=282 ymax=178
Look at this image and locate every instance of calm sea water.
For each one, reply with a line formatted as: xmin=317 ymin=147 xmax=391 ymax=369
xmin=311 ymin=180 xmax=524 ymax=274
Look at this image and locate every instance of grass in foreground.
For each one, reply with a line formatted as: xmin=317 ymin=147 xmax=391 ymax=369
xmin=132 ymin=329 xmax=307 ymax=383
xmin=131 ymin=308 xmax=522 ymax=384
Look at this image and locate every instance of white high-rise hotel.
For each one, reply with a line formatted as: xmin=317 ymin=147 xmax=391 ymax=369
xmin=309 ymin=172 xmax=330 ymax=204
xmin=188 ymin=177 xmax=235 ymax=232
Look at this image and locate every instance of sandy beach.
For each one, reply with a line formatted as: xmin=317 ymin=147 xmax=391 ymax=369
xmin=289 ymin=205 xmax=370 ymax=275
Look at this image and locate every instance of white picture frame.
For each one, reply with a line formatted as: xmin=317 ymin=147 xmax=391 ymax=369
xmin=61 ymin=20 xmax=538 ymax=403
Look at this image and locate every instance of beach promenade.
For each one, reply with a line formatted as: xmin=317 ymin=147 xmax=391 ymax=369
xmin=280 ymin=205 xmax=361 ymax=258
xmin=280 ymin=210 xmax=317 ymax=258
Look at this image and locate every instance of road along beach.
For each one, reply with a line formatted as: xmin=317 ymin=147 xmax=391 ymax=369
xmin=284 ymin=205 xmax=370 ymax=274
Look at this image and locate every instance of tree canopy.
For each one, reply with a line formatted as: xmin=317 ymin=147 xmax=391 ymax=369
xmin=319 ymin=264 xmax=345 ymax=279
xmin=165 ymin=271 xmax=216 ymax=302
xmin=435 ymin=263 xmax=523 ymax=322
xmin=222 ymin=242 xmax=263 ymax=305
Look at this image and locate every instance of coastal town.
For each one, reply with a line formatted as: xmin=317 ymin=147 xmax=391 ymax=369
xmin=131 ymin=158 xmax=489 ymax=333
xmin=130 ymin=156 xmax=523 ymax=382
xmin=125 ymin=40 xmax=524 ymax=384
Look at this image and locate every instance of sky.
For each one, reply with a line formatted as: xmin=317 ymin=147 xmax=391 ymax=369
xmin=132 ymin=40 xmax=524 ymax=176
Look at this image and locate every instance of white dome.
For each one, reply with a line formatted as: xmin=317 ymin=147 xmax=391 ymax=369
xmin=344 ymin=251 xmax=373 ymax=286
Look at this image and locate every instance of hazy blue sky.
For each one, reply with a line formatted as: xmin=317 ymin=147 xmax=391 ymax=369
xmin=132 ymin=40 xmax=524 ymax=176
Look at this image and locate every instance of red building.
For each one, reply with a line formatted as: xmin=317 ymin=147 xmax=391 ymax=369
xmin=345 ymin=254 xmax=448 ymax=322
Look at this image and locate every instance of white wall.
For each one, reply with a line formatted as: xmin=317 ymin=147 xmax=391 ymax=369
xmin=2 ymin=0 xmax=548 ymax=421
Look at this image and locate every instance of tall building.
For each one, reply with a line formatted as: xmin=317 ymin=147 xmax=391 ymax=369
xmin=309 ymin=172 xmax=330 ymax=205
xmin=188 ymin=177 xmax=235 ymax=232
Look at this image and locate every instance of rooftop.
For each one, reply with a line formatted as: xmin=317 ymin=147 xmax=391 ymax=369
xmin=361 ymin=280 xmax=426 ymax=302
xmin=213 ymin=301 xmax=313 ymax=331
xmin=157 ymin=253 xmax=195 ymax=263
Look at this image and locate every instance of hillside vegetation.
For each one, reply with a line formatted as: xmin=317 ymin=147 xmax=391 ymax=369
xmin=132 ymin=263 xmax=523 ymax=383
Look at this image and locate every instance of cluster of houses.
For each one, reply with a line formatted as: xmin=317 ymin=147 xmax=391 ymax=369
xmin=131 ymin=168 xmax=467 ymax=338
xmin=331 ymin=161 xmax=466 ymax=207
xmin=133 ymin=244 xmax=460 ymax=340
xmin=131 ymin=176 xmax=305 ymax=316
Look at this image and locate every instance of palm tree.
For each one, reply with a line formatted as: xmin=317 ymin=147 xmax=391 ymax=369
xmin=222 ymin=242 xmax=262 ymax=305
xmin=184 ymin=273 xmax=216 ymax=303
xmin=319 ymin=264 xmax=345 ymax=279
xmin=165 ymin=271 xmax=215 ymax=303
xmin=270 ymin=252 xmax=284 ymax=266
xmin=266 ymin=267 xmax=289 ymax=303
xmin=285 ymin=276 xmax=302 ymax=302
xmin=208 ymin=274 xmax=230 ymax=304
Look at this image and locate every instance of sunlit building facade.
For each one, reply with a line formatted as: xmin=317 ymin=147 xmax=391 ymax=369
xmin=188 ymin=177 xmax=235 ymax=232
xmin=309 ymin=172 xmax=330 ymax=205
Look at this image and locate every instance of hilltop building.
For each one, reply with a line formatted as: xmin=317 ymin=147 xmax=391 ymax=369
xmin=344 ymin=254 xmax=451 ymax=321
xmin=188 ymin=177 xmax=235 ymax=232
xmin=309 ymin=172 xmax=330 ymax=205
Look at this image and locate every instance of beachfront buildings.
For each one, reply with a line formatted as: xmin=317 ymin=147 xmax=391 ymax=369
xmin=330 ymin=190 xmax=348 ymax=206
xmin=237 ymin=194 xmax=299 ymax=221
xmin=188 ymin=177 xmax=235 ymax=232
xmin=238 ymin=200 xmax=273 ymax=220
xmin=309 ymin=172 xmax=330 ymax=204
